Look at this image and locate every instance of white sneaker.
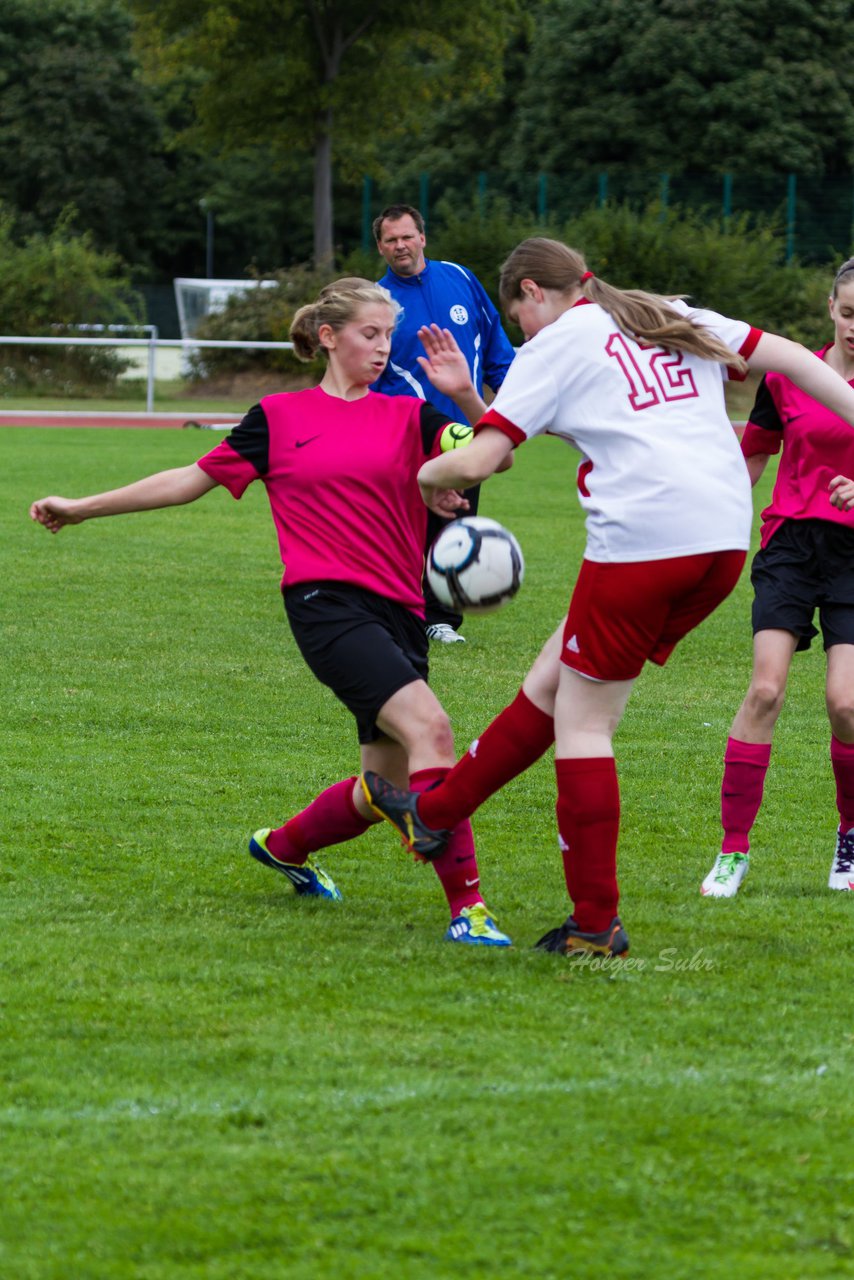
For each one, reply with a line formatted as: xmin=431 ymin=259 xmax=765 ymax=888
xmin=426 ymin=622 xmax=466 ymax=644
xmin=701 ymin=852 xmax=749 ymax=898
xmin=829 ymin=828 xmax=854 ymax=890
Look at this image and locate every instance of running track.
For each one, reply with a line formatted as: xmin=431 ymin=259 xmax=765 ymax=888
xmin=0 ymin=410 xmax=241 ymax=430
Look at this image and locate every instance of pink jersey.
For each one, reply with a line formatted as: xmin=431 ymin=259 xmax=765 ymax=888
xmin=197 ymin=386 xmax=449 ymax=614
xmin=740 ymin=345 xmax=854 ymax=548
xmin=478 ymin=298 xmax=762 ymax=563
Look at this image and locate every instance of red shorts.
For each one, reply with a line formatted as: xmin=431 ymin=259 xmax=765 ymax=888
xmin=561 ymin=551 xmax=746 ymax=681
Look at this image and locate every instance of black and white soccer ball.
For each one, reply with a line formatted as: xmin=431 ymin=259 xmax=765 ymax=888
xmin=426 ymin=516 xmax=525 ymax=615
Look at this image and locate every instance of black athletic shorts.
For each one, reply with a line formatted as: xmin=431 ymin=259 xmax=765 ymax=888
xmin=750 ymin=519 xmax=854 ymax=652
xmin=283 ymin=581 xmax=429 ymax=744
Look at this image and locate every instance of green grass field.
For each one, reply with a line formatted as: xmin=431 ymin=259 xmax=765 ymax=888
xmin=3 ymin=426 xmax=852 ymax=1279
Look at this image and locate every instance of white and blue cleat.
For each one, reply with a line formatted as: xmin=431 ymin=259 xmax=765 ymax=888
xmin=445 ymin=903 xmax=511 ymax=947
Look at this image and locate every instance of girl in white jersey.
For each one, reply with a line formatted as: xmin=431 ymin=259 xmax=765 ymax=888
xmin=362 ymin=238 xmax=854 ymax=958
xmin=29 ymin=278 xmax=513 ymax=948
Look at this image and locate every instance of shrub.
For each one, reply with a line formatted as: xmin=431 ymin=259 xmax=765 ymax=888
xmin=0 ymin=208 xmax=144 ymax=394
xmin=425 ymin=197 xmax=835 ymax=349
xmin=560 ymin=202 xmax=832 ymax=348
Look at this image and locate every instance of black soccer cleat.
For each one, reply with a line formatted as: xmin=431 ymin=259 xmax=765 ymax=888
xmin=535 ymin=914 xmax=630 ymax=958
xmin=360 ymin=771 xmax=451 ymax=859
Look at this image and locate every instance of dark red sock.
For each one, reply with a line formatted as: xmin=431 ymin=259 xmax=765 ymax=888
xmin=411 ymin=767 xmax=483 ymax=919
xmin=720 ymin=737 xmax=771 ymax=854
xmin=830 ymin=735 xmax=854 ymax=830
xmin=555 ymin=756 xmax=620 ymax=934
xmin=265 ymin=777 xmax=371 ymax=864
xmin=418 ymin=688 xmax=554 ymax=830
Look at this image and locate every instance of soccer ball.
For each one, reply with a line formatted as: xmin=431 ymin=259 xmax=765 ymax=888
xmin=426 ymin=516 xmax=524 ymax=615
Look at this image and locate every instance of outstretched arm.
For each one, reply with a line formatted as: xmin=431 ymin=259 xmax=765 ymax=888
xmin=30 ymin=464 xmax=218 ymax=533
xmin=418 ymin=427 xmax=514 ymax=508
xmin=416 ymin=324 xmax=487 ymax=425
xmin=748 ymin=334 xmax=854 ymax=423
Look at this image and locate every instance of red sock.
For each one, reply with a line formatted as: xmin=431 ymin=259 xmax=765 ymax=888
xmin=555 ymin=757 xmax=620 ymax=934
xmin=411 ymin=767 xmax=483 ymax=919
xmin=558 ymin=752 xmax=617 ymax=936
xmin=830 ymin=735 xmax=854 ymax=830
xmin=721 ymin=738 xmax=771 ymax=854
xmin=418 ymin=688 xmax=554 ymax=830
xmin=265 ymin=777 xmax=371 ymax=864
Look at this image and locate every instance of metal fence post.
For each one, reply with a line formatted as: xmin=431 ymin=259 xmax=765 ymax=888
xmin=786 ymin=174 xmax=797 ymax=263
xmin=362 ymin=175 xmax=373 ymax=252
xmin=537 ymin=172 xmax=548 ymax=223
xmin=146 ymin=326 xmax=158 ymax=413
xmin=722 ymin=173 xmax=733 ymax=229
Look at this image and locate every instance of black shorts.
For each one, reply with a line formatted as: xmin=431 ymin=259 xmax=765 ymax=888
xmin=283 ymin=581 xmax=429 ymax=744
xmin=751 ymin=519 xmax=854 ymax=652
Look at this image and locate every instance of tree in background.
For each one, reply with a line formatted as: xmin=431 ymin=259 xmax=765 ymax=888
xmin=131 ymin=0 xmax=520 ymax=268
xmin=508 ymin=0 xmax=854 ymax=177
xmin=0 ymin=0 xmax=166 ymax=265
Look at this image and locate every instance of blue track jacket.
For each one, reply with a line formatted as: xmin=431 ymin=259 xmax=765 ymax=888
xmin=372 ymin=258 xmax=516 ymax=422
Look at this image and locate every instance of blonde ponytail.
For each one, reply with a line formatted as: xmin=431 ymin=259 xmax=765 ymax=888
xmin=289 ymin=278 xmax=399 ymax=362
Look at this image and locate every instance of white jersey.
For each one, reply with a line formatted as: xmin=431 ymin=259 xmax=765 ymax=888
xmin=480 ymin=298 xmax=761 ymax=562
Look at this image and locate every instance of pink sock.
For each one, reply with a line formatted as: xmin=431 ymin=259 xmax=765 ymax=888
xmin=265 ymin=777 xmax=371 ymax=864
xmin=418 ymin=688 xmax=554 ymax=830
xmin=831 ymin=735 xmax=854 ymax=830
xmin=555 ymin=757 xmax=620 ymax=934
xmin=721 ymin=738 xmax=771 ymax=854
xmin=411 ymin=767 xmax=483 ymax=919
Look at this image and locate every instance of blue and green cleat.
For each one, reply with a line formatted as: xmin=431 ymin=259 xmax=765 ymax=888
xmin=249 ymin=828 xmax=342 ymax=901
xmin=445 ymin=903 xmax=511 ymax=947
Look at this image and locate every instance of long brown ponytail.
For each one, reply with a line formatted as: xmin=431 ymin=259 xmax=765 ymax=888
xmin=499 ymin=238 xmax=748 ymax=374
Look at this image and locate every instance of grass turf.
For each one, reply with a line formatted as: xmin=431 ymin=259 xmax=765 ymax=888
xmin=3 ymin=426 xmax=853 ymax=1278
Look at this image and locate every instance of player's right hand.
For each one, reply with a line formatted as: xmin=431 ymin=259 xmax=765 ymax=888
xmin=829 ymin=475 xmax=854 ymax=511
xmin=29 ymin=497 xmax=83 ymax=532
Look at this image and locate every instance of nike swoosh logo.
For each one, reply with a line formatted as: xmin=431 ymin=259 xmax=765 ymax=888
xmin=465 ymin=877 xmax=479 ymax=886
xmin=296 ymin=435 xmax=321 ymax=448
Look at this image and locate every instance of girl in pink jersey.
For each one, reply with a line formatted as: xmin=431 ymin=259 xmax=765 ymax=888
xmin=29 ymin=278 xmax=512 ymax=947
xmin=362 ymin=239 xmax=854 ymax=957
xmin=703 ymin=258 xmax=854 ymax=898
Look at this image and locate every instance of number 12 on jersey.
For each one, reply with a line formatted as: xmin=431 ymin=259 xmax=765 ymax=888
xmin=606 ymin=333 xmax=698 ymax=411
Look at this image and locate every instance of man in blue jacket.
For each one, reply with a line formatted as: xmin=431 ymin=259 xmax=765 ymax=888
xmin=372 ymin=203 xmax=516 ymax=643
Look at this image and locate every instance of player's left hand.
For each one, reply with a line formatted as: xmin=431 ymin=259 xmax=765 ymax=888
xmin=416 ymin=325 xmax=473 ymax=398
xmin=829 ymin=474 xmax=854 ymax=510
xmin=425 ymin=486 xmax=470 ymax=517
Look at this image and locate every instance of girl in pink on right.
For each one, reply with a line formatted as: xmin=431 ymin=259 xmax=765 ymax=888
xmin=704 ymin=257 xmax=854 ymax=898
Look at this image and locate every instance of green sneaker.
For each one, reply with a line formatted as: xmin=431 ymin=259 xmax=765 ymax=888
xmin=249 ymin=828 xmax=342 ymax=900
xmin=700 ymin=852 xmax=749 ymax=898
xmin=445 ymin=903 xmax=511 ymax=947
